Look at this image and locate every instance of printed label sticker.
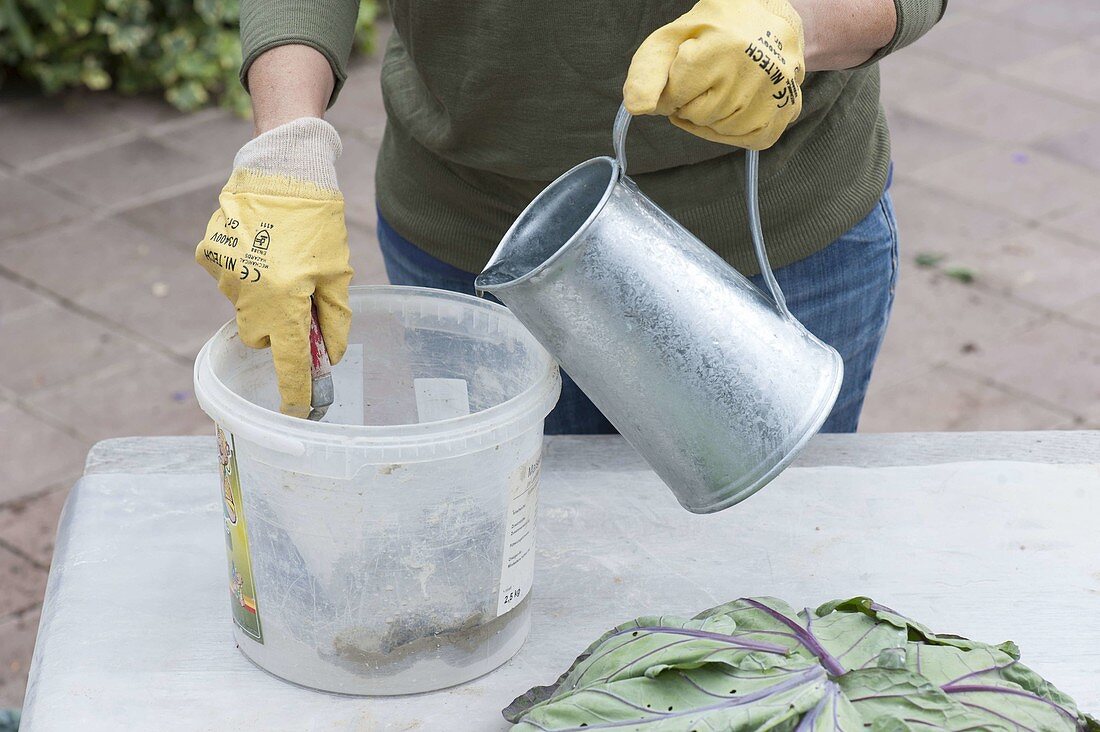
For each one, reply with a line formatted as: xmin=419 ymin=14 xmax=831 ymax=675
xmin=217 ymin=426 xmax=263 ymax=643
xmin=497 ymin=452 xmax=542 ymax=616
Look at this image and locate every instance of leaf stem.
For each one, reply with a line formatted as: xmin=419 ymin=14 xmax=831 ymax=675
xmin=742 ymin=599 xmax=847 ymax=677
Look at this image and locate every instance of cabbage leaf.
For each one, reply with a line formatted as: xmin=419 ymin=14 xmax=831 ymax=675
xmin=505 ymin=596 xmax=1099 ymax=731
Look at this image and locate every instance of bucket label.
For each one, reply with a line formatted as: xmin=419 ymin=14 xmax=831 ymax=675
xmin=497 ymin=452 xmax=542 ymax=616
xmin=217 ymin=426 xmax=263 ymax=643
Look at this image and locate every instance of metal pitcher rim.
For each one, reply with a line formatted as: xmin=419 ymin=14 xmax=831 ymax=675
xmin=476 ymin=156 xmax=620 ymax=293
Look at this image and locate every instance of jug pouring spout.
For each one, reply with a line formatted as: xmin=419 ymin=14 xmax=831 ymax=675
xmin=476 ymin=156 xmax=620 ymax=296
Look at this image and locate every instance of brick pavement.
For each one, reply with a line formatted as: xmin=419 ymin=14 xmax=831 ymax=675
xmin=1 ymin=0 xmax=1100 ymax=707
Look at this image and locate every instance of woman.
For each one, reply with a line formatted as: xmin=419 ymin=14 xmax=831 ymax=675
xmin=196 ymin=0 xmax=946 ymax=430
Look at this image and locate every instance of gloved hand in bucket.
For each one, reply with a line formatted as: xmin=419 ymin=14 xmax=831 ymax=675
xmin=624 ymin=0 xmax=806 ymax=150
xmin=196 ymin=118 xmax=354 ymax=418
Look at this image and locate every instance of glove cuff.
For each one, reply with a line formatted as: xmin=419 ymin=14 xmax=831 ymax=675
xmin=229 ymin=117 xmax=342 ymax=199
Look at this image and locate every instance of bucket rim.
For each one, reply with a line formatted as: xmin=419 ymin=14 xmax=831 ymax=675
xmin=193 ymin=285 xmax=561 ymax=454
xmin=476 ymin=156 xmax=619 ymax=293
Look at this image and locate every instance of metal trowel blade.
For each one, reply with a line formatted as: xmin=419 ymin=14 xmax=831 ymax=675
xmin=307 ymin=304 xmax=334 ymax=421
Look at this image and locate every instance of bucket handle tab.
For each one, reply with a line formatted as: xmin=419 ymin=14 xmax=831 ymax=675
xmin=611 ymin=103 xmax=793 ymax=321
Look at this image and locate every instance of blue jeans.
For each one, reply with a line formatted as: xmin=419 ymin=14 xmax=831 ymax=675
xmin=377 ymin=193 xmax=898 ymax=434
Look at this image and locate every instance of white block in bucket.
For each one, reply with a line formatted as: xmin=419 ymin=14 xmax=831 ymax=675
xmin=194 ymin=286 xmax=561 ymax=695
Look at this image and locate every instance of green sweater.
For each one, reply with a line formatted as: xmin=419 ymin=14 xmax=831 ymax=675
xmin=240 ymin=0 xmax=947 ymax=275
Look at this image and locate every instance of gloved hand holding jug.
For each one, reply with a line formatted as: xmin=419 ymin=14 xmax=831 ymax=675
xmin=195 ymin=117 xmax=354 ymax=418
xmin=624 ymin=0 xmax=806 ymax=150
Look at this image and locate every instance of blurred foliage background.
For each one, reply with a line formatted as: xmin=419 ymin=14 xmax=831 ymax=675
xmin=0 ymin=0 xmax=378 ymax=115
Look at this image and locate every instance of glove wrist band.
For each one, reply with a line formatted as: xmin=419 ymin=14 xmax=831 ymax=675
xmin=229 ymin=117 xmax=343 ymax=197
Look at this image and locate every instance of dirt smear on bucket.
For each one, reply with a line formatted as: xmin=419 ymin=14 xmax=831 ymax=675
xmin=329 ymin=597 xmax=529 ymax=674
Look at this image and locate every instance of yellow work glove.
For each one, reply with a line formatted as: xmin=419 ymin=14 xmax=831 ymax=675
xmin=624 ymin=0 xmax=805 ymax=150
xmin=196 ymin=118 xmax=353 ymax=418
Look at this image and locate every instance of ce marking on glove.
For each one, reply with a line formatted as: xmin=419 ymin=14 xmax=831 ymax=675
xmin=773 ymin=77 xmax=799 ymax=109
xmin=239 ymin=264 xmax=262 ymax=282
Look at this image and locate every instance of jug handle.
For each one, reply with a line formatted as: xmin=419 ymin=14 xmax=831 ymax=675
xmin=612 ymin=103 xmax=793 ymax=321
xmin=744 ymin=149 xmax=792 ymax=320
xmin=612 ymin=103 xmax=632 ymax=180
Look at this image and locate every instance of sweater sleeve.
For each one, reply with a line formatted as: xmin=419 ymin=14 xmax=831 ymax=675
xmin=860 ymin=0 xmax=948 ymax=66
xmin=239 ymin=0 xmax=361 ymax=107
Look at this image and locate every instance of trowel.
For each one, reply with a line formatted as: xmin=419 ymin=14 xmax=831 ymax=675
xmin=307 ymin=301 xmax=334 ymax=421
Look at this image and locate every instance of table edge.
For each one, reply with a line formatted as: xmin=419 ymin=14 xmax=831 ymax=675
xmin=83 ymin=431 xmax=1100 ymax=476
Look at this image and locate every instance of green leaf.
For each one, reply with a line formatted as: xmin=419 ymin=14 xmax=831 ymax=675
xmin=902 ymin=644 xmax=1087 ymax=729
xmin=915 ymin=252 xmax=945 ymax=267
xmin=176 ymin=49 xmax=219 ymax=80
xmin=506 ymin=597 xmax=1098 ymax=731
xmin=64 ymin=0 xmax=98 ymax=21
xmin=945 ymin=266 xmax=976 ymax=284
xmin=354 ymin=0 xmax=378 ymax=54
xmin=505 ymin=613 xmax=822 ymax=728
xmin=507 ymin=613 xmax=837 ymax=731
xmin=165 ymin=79 xmax=208 ymax=110
xmin=2 ymin=0 xmax=374 ymax=111
xmin=159 ymin=27 xmax=197 ymax=56
xmin=1 ymin=0 xmax=37 ymax=56
xmin=699 ymin=597 xmax=907 ymax=675
xmin=838 ymin=667 xmax=999 ymax=729
xmin=80 ymin=57 xmax=111 ymax=90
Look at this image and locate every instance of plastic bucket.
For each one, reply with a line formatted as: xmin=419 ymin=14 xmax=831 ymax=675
xmin=194 ymin=286 xmax=561 ymax=695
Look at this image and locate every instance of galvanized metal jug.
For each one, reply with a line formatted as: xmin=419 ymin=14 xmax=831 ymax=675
xmin=476 ymin=106 xmax=842 ymax=513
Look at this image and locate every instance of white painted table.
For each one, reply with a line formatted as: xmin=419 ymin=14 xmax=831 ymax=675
xmin=21 ymin=432 xmax=1100 ymax=730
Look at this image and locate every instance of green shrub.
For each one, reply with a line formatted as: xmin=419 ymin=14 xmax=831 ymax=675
xmin=0 ymin=0 xmax=378 ymax=115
